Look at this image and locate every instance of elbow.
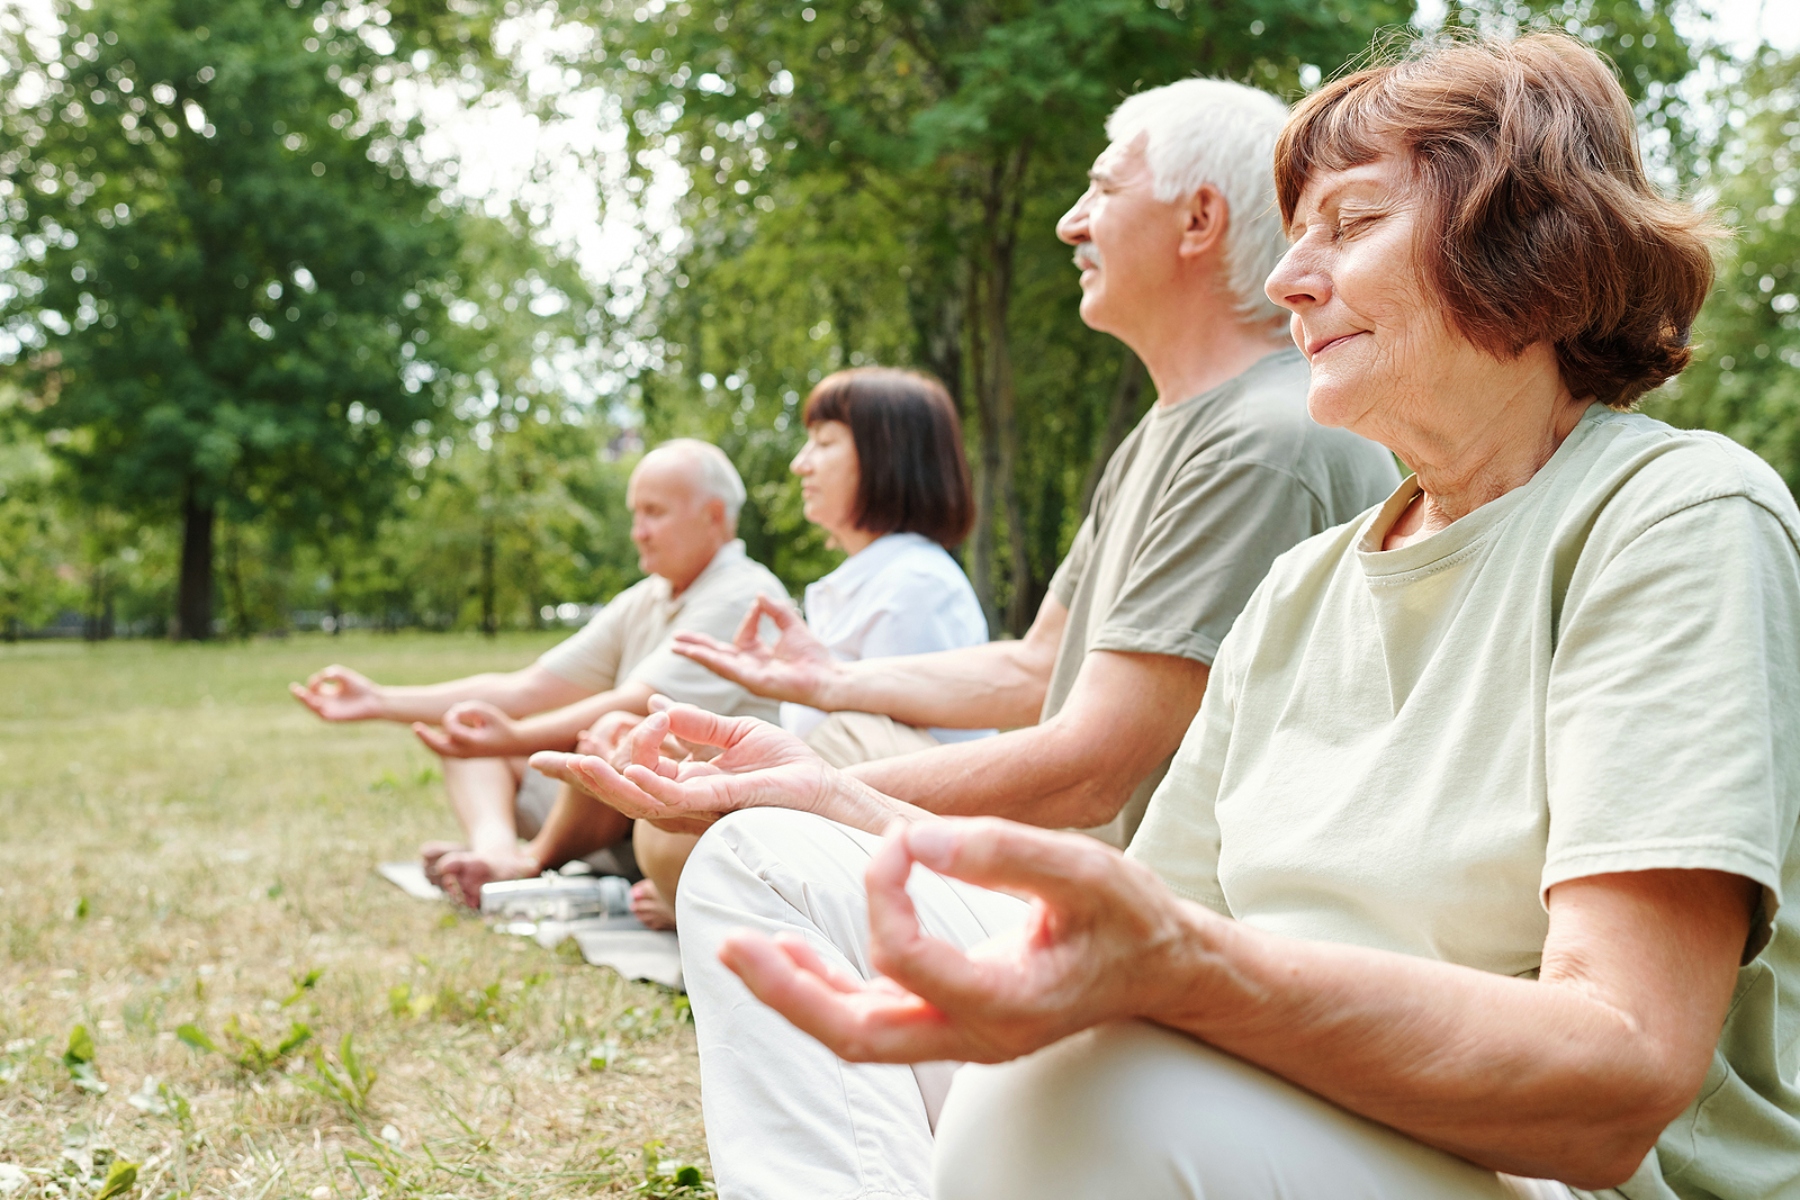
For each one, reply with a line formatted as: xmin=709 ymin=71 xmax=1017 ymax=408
xmin=1507 ymin=1075 xmax=1696 ymax=1190
xmin=1057 ymin=774 xmax=1138 ymax=831
xmin=1553 ymin=1141 xmax=1656 ymax=1192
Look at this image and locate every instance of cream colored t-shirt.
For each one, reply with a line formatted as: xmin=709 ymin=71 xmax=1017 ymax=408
xmin=1130 ymin=406 xmax=1800 ymax=1199
xmin=537 ymin=540 xmax=784 ymax=723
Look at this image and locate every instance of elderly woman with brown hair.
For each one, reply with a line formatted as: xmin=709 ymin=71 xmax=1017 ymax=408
xmin=532 ymin=33 xmax=1800 ymax=1200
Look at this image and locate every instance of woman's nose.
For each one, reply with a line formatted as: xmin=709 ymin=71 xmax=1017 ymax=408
xmin=1264 ymin=243 xmax=1326 ymax=312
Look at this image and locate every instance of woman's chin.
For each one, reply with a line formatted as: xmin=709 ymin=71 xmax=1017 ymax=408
xmin=1304 ymin=383 xmax=1364 ymax=431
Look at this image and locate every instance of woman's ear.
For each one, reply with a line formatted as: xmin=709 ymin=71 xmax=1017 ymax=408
xmin=1179 ymin=184 xmax=1230 ymax=260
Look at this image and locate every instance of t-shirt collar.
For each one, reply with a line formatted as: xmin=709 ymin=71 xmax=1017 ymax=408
xmin=658 ymin=538 xmax=747 ymax=610
xmin=1355 ymin=403 xmax=1607 ymax=574
xmin=814 ymin=532 xmax=929 ymax=598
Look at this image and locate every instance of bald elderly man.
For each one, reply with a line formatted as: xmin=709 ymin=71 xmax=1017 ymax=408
xmin=290 ymin=439 xmax=784 ymax=905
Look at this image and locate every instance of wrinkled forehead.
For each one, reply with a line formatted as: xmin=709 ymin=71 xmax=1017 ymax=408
xmin=1089 ymin=130 xmax=1151 ymax=180
xmin=1283 ymin=156 xmax=1415 ymax=233
xmin=1275 ymin=77 xmax=1415 ymax=225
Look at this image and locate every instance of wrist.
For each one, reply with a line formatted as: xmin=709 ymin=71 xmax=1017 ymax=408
xmin=817 ymin=771 xmax=912 ymax=835
xmin=1140 ymin=897 xmax=1241 ymax=1033
xmin=812 ymin=661 xmax=855 ymax=712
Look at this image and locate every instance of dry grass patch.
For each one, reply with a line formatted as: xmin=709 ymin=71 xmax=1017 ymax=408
xmin=0 ymin=633 xmax=709 ymax=1199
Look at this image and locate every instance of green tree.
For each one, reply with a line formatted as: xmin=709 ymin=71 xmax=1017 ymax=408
xmin=1647 ymin=46 xmax=1800 ymax=495
xmin=575 ymin=0 xmax=1704 ymax=631
xmin=588 ymin=0 xmax=1416 ymax=629
xmin=0 ymin=0 xmax=480 ymax=639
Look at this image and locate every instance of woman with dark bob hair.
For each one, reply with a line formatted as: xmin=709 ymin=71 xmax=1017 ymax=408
xmin=627 ymin=366 xmax=989 ymax=928
xmin=720 ymin=364 xmax=991 ymax=760
xmin=533 ymin=34 xmax=1800 ymax=1198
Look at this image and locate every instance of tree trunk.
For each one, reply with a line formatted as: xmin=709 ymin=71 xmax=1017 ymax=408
xmin=177 ymin=485 xmax=214 ymax=641
xmin=480 ymin=519 xmax=498 ymax=638
xmin=965 ymin=260 xmax=1000 ymax=635
xmin=971 ymin=142 xmax=1036 ymax=636
xmin=1078 ymin=348 xmax=1147 ymax=518
xmin=223 ymin=518 xmax=252 ymax=638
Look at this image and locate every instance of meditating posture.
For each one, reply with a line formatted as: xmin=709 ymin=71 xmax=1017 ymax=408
xmin=535 ymin=36 xmax=1800 ymax=1200
xmin=663 ymin=77 xmax=1397 ymax=863
xmin=614 ymin=366 xmax=992 ymax=928
xmin=537 ymin=77 xmax=1401 ymax=1197
xmin=289 ymin=439 xmax=783 ymax=906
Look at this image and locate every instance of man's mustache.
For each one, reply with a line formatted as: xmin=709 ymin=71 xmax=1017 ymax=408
xmin=1072 ymin=244 xmax=1102 ymax=272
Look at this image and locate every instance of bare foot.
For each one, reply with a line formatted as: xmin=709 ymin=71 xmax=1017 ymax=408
xmin=435 ymin=848 xmax=541 ymax=909
xmin=629 ymin=879 xmax=677 ymax=931
xmin=419 ymin=840 xmax=465 ymax=887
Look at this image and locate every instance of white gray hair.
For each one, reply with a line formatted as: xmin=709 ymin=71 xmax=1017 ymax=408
xmin=641 ymin=438 xmax=747 ymax=527
xmin=1105 ymin=78 xmax=1291 ymax=326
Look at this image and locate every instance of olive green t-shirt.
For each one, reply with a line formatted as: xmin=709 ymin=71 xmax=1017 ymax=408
xmin=1130 ymin=405 xmax=1800 ymax=1198
xmin=1045 ymin=347 xmax=1400 ymax=847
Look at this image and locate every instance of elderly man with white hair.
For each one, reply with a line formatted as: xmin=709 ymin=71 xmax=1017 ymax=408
xmin=532 ymin=80 xmax=1399 ymax=1199
xmin=290 ymin=438 xmax=784 ymax=906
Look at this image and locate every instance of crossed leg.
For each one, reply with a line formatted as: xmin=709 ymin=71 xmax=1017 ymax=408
xmin=935 ymin=1022 xmax=1575 ymax=1200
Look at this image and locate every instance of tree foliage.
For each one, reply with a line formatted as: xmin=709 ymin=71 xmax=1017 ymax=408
xmin=574 ymin=0 xmax=1706 ymax=632
xmin=0 ymin=0 xmax=480 ymax=637
xmin=1647 ymin=46 xmax=1800 ymax=494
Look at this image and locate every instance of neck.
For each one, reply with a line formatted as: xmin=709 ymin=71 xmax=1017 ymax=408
xmin=665 ymin=538 xmax=728 ymax=597
xmin=1380 ymin=360 xmax=1590 ymax=547
xmin=832 ymin=526 xmax=881 ymax=556
xmin=1124 ymin=289 xmax=1288 ymax=408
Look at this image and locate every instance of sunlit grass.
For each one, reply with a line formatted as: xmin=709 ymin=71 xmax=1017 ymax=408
xmin=0 ymin=633 xmax=708 ymax=1198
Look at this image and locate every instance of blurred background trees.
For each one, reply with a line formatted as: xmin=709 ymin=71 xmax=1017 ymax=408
xmin=1 ymin=0 xmax=1795 ymax=640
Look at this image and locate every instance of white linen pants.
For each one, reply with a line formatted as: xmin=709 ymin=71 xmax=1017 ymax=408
xmin=677 ymin=809 xmax=1579 ymax=1200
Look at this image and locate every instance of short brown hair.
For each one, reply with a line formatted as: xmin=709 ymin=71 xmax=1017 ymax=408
xmin=1274 ymin=33 xmax=1716 ymax=408
xmin=803 ymin=367 xmax=975 ymax=549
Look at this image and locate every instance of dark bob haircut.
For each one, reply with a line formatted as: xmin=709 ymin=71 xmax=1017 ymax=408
xmin=1274 ymin=33 xmax=1717 ymax=408
xmin=803 ymin=367 xmax=975 ymax=549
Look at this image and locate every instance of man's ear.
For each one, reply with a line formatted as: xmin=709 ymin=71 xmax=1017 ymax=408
xmin=705 ymin=495 xmax=730 ymax=534
xmin=1179 ymin=184 xmax=1229 ymax=260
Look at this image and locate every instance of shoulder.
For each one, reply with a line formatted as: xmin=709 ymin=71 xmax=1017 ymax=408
xmin=597 ymin=575 xmax=659 ymax=616
xmin=862 ymin=538 xmax=980 ymax=609
xmin=708 ymin=555 xmax=788 ymax=604
xmin=1205 ymin=350 xmax=1397 ymax=483
xmin=1571 ymin=410 xmax=1800 ymax=547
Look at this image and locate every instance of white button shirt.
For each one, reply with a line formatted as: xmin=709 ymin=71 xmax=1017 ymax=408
xmin=780 ymin=532 xmax=994 ymax=744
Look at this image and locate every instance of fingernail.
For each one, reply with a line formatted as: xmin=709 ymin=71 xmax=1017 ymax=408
xmin=907 ymin=822 xmax=956 ymax=867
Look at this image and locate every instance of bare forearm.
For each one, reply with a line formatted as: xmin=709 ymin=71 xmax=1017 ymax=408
xmin=819 ymin=640 xmax=1050 ymax=730
xmin=509 ymin=685 xmax=655 ymax=753
xmin=375 ymin=674 xmax=528 ymax=722
xmin=848 ymin=722 xmax=1134 ymax=829
xmin=1153 ymin=911 xmax=1684 ymax=1186
xmin=385 ymin=665 xmax=589 ymax=724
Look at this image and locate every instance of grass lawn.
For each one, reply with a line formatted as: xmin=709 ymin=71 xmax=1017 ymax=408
xmin=0 ymin=633 xmax=709 ymax=1199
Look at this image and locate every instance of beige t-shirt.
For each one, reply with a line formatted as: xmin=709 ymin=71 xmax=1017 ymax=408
xmin=1046 ymin=347 xmax=1400 ymax=846
xmin=537 ymin=540 xmax=784 ymax=723
xmin=1130 ymin=406 xmax=1800 ymax=1199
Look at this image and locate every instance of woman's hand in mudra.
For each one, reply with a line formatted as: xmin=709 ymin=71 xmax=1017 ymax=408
xmin=720 ymin=818 xmax=1203 ymax=1066
xmin=529 ymin=698 xmax=846 ymax=832
xmin=672 ymin=594 xmax=840 ymax=706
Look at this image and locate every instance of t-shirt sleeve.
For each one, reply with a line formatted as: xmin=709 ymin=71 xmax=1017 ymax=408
xmin=1090 ymin=459 xmax=1325 ymax=665
xmin=620 ymin=584 xmax=776 ymax=716
xmin=1124 ymin=610 xmax=1249 ymax=918
xmin=536 ymin=592 xmax=632 ymax=692
xmin=1048 ymin=513 xmax=1097 ymax=610
xmin=1544 ymin=495 xmax=1800 ymax=961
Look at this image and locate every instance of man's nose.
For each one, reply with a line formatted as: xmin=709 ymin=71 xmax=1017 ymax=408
xmin=1055 ymin=194 xmax=1091 ymax=246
